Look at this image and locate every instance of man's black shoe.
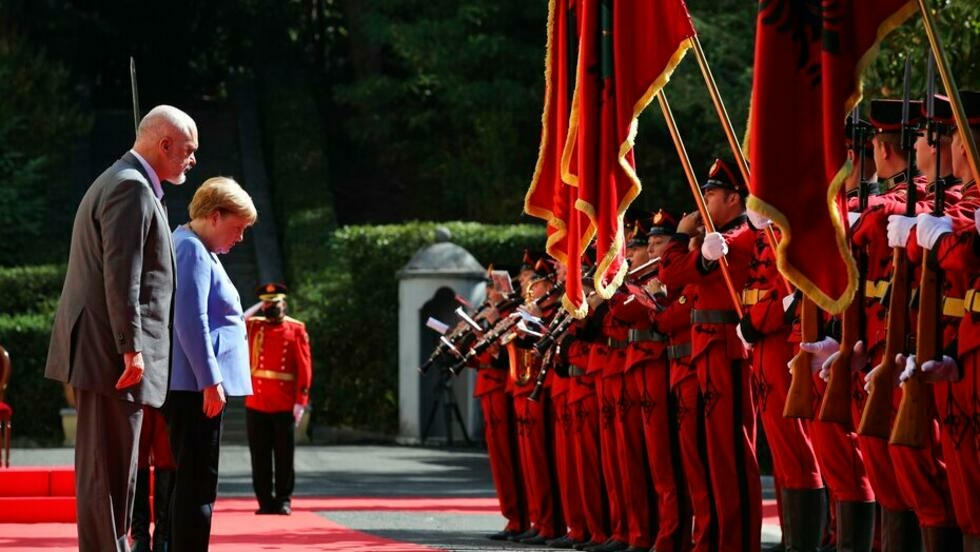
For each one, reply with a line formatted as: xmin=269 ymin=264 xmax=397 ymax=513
xmin=574 ymin=539 xmax=603 ymax=551
xmin=546 ymin=534 xmax=577 ymax=548
xmin=276 ymin=503 xmax=292 ymax=515
xmin=510 ymin=527 xmax=539 ymax=542
xmin=487 ymin=529 xmax=521 ymax=541
xmin=131 ymin=540 xmax=151 ymax=552
xmin=586 ymin=539 xmax=629 ymax=552
xmin=522 ymin=533 xmax=554 ymax=545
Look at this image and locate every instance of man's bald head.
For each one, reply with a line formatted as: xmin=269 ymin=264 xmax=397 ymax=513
xmin=132 ymin=105 xmax=198 ymax=185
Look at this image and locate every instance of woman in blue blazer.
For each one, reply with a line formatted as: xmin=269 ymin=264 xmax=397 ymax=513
xmin=167 ymin=176 xmax=256 ymax=552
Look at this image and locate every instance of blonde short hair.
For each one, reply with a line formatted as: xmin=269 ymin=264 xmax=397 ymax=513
xmin=188 ymin=177 xmax=257 ymax=224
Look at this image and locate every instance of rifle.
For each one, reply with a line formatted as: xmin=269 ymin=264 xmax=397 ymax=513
xmin=891 ymin=52 xmax=944 ymax=448
xmin=859 ymin=57 xmax=918 ymax=438
xmin=130 ymin=57 xmax=140 ymax=136
xmin=784 ymin=296 xmax=818 ymax=418
xmin=447 ymin=283 xmax=565 ymax=375
xmin=819 ymin=105 xmax=871 ymax=424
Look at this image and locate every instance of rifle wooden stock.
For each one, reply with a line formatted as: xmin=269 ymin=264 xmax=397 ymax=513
xmin=890 ymin=256 xmax=941 ymax=447
xmin=858 ymin=250 xmax=910 ymax=437
xmin=784 ymin=297 xmax=817 ymax=419
xmin=818 ymin=294 xmax=859 ymax=424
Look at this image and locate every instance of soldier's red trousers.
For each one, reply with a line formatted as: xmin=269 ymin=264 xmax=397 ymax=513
xmin=570 ymin=375 xmax=609 ymax=543
xmin=695 ymin=344 xmax=761 ymax=552
xmin=514 ymin=393 xmax=560 ymax=538
xmin=630 ymin=358 xmax=691 ymax=552
xmin=612 ymin=370 xmax=654 ymax=548
xmin=138 ymin=406 xmax=175 ymax=470
xmin=937 ymin=353 xmax=980 ymax=536
xmin=480 ymin=389 xmax=526 ymax=533
xmin=552 ymin=385 xmax=587 ymax=542
xmin=673 ymin=365 xmax=710 ymax=552
xmin=888 ymin=390 xmax=956 ymax=529
xmin=752 ymin=337 xmax=822 ymax=491
xmin=851 ymin=370 xmax=910 ymax=512
xmin=809 ymin=375 xmax=874 ymax=503
xmin=597 ymin=373 xmax=629 ymax=543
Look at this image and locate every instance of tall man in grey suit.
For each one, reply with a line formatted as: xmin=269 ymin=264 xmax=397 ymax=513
xmin=46 ymin=105 xmax=198 ymax=552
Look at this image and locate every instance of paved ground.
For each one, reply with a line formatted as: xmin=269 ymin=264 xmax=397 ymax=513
xmin=10 ymin=444 xmax=780 ymax=550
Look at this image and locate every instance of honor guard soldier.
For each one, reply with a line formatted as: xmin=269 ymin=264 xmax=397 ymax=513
xmin=245 ymin=283 xmax=313 ymax=516
xmin=659 ymin=158 xmax=762 ymax=552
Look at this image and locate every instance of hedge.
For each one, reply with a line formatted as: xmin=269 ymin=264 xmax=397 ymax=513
xmin=0 ymin=311 xmax=64 ymax=445
xmin=0 ymin=264 xmax=66 ymax=314
xmin=288 ymin=221 xmax=545 ymax=434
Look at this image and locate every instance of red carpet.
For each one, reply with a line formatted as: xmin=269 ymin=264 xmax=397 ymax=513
xmin=0 ymin=465 xmax=780 ymax=550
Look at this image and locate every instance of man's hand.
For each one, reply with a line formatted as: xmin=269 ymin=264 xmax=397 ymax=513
xmin=898 ymin=354 xmax=959 ymax=384
xmin=677 ymin=211 xmax=700 ymax=235
xmin=701 ymin=232 xmax=728 ymax=261
xmin=816 ymin=340 xmax=867 ymax=382
xmin=293 ymin=404 xmax=305 ymax=427
xmin=115 ymin=351 xmax=145 ymax=390
xmin=886 ymin=215 xmax=916 ymax=248
xmin=747 ymin=208 xmax=771 ymax=229
xmin=796 ymin=337 xmax=839 ymax=376
xmin=202 ymin=382 xmax=226 ymax=418
xmin=916 ymin=213 xmax=953 ymax=249
xmin=975 ymin=207 xmax=980 ymax=236
xmin=735 ymin=323 xmax=753 ymax=351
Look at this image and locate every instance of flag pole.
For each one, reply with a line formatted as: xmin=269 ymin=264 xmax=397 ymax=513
xmin=917 ymin=0 xmax=980 ymax=184
xmin=657 ymin=90 xmax=744 ymax=318
xmin=690 ymin=35 xmax=792 ymax=296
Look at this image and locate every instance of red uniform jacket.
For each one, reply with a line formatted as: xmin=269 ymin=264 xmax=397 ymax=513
xmin=245 ymin=316 xmax=313 ymax=412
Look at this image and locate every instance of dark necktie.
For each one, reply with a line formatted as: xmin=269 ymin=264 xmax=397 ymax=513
xmin=159 ymin=194 xmax=169 ymax=222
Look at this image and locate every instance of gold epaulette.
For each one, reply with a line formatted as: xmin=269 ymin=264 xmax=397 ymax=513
xmin=284 ymin=316 xmax=305 ymax=326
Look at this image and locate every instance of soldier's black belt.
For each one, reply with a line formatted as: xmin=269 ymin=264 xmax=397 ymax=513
xmin=667 ymin=342 xmax=692 ymax=360
xmin=607 ymin=337 xmax=629 ymax=349
xmin=628 ymin=328 xmax=668 ymax=343
xmin=691 ymin=309 xmax=739 ymax=325
xmin=568 ymin=364 xmax=587 ymax=377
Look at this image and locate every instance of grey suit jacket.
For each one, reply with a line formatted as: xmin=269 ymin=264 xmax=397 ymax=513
xmin=45 ymin=152 xmax=176 ymax=407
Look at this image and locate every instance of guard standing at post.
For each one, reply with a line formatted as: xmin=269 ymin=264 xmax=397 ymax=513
xmin=245 ymin=283 xmax=313 ymax=515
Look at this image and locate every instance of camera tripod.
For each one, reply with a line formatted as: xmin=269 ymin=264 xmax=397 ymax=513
xmin=420 ymin=370 xmax=471 ymax=446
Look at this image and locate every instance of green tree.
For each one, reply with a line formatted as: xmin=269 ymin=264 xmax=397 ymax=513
xmin=0 ymin=33 xmax=89 ymax=265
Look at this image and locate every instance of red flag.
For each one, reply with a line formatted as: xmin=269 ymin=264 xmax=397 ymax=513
xmin=561 ymin=0 xmax=695 ymax=306
xmin=525 ymin=0 xmax=590 ymax=315
xmin=748 ymin=1 xmax=916 ymax=313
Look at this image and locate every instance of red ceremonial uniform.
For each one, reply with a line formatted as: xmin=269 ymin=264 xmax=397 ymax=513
xmin=660 ymin=214 xmax=762 ymax=552
xmin=920 ymin=180 xmax=980 ymax=537
xmin=473 ymin=349 xmax=526 ymax=535
xmin=853 ymin=178 xmax=958 ymax=529
xmin=568 ymin=337 xmax=610 ymax=546
xmin=606 ymin=290 xmax=656 ymax=549
xmin=245 ymin=316 xmax=312 ymax=412
xmin=655 ymin=283 xmax=703 ymax=552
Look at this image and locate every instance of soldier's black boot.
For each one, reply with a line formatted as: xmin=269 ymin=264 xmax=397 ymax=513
xmin=880 ymin=508 xmax=921 ymax=552
xmin=783 ymin=488 xmax=826 ymax=551
xmin=921 ymin=525 xmax=963 ymax=552
xmin=965 ymin=533 xmax=980 ymax=552
xmin=836 ymin=501 xmax=874 ymax=552
xmin=152 ymin=469 xmax=176 ymax=552
xmin=131 ymin=468 xmax=151 ymax=552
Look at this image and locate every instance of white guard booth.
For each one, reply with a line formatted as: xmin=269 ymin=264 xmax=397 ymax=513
xmin=396 ymin=227 xmax=486 ymax=444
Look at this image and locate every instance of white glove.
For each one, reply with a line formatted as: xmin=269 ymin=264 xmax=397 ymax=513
xmin=736 ymin=323 xmax=753 ymax=351
xmin=847 ymin=211 xmax=860 ymax=228
xmin=916 ymin=213 xmax=953 ymax=249
xmin=899 ymin=354 xmax=960 ymax=384
xmin=813 ymin=339 xmax=866 ymax=382
xmin=747 ymin=208 xmax=771 ymax=229
xmin=293 ymin=404 xmax=305 ymax=427
xmin=782 ymin=293 xmax=797 ymax=313
xmin=886 ymin=215 xmax=917 ymax=248
xmin=975 ymin=207 xmax=980 ymax=236
xmin=864 ymin=354 xmax=902 ymax=393
xmin=701 ymin=232 xmax=728 ymax=261
xmin=796 ymin=337 xmax=840 ymax=376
